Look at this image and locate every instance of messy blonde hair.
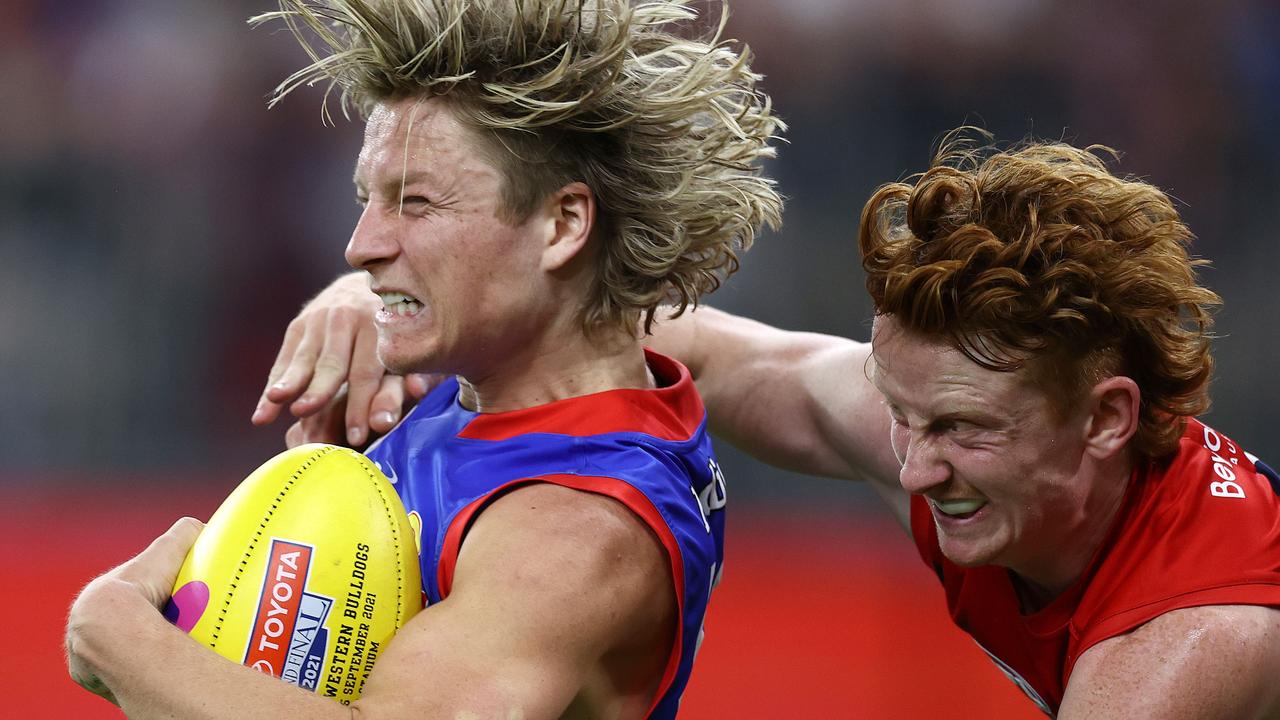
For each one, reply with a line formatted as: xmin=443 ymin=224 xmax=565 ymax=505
xmin=253 ymin=0 xmax=783 ymax=334
xmin=859 ymin=129 xmax=1221 ymax=460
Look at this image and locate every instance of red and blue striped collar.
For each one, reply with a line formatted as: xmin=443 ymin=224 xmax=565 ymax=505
xmin=458 ymin=349 xmax=705 ymax=442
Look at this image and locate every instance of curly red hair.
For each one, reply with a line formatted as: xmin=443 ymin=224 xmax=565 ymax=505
xmin=859 ymin=129 xmax=1221 ymax=460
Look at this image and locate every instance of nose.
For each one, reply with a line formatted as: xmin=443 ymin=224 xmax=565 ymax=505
xmin=896 ymin=429 xmax=952 ymax=495
xmin=345 ymin=203 xmax=399 ymax=271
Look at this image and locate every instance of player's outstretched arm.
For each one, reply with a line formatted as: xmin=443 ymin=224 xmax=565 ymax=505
xmin=248 ymin=289 xmax=908 ymax=515
xmin=250 ymin=271 xmax=432 ymax=448
xmin=647 ymin=307 xmax=905 ymax=512
xmin=1059 ymin=605 xmax=1280 ymax=719
xmin=66 ymin=485 xmax=672 ymax=719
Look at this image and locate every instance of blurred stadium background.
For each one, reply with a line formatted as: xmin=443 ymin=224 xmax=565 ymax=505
xmin=3 ymin=0 xmax=1276 ymax=717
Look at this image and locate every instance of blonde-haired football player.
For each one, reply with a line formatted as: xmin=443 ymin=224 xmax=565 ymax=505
xmin=67 ymin=2 xmax=780 ymax=718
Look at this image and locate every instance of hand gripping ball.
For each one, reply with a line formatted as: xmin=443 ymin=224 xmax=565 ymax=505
xmin=164 ymin=444 xmax=422 ymax=704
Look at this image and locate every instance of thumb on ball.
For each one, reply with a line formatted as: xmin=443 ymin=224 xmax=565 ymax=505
xmin=117 ymin=517 xmax=205 ymax=606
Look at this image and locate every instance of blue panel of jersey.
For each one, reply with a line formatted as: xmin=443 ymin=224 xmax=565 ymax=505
xmin=364 ymin=367 xmax=726 ymax=719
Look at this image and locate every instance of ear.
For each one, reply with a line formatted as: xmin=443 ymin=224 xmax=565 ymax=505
xmin=1082 ymin=376 xmax=1141 ymax=460
xmin=539 ymin=181 xmax=596 ymax=272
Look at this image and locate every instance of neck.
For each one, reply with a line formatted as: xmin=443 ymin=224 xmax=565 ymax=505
xmin=457 ymin=325 xmax=653 ymax=413
xmin=1010 ymin=451 xmax=1135 ymax=611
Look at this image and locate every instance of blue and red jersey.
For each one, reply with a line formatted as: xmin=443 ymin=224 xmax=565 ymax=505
xmin=365 ymin=349 xmax=725 ymax=718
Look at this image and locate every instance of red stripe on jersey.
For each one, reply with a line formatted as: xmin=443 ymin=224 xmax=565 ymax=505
xmin=437 ymin=474 xmax=687 ymax=720
xmin=457 ymin=350 xmax=704 ymax=442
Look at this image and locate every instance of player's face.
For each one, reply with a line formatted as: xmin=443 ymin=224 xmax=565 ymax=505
xmin=871 ymin=316 xmax=1100 ymax=584
xmin=347 ymin=97 xmax=552 ymax=378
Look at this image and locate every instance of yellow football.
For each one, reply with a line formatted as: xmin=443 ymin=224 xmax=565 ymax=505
xmin=165 ymin=443 xmax=422 ymax=704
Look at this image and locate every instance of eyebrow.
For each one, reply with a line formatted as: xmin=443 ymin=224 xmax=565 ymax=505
xmin=870 ymin=367 xmax=1010 ymax=424
xmin=353 ymin=169 xmax=436 ymax=195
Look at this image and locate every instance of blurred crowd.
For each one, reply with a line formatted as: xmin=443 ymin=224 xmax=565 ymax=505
xmin=2 ymin=0 xmax=1277 ymax=503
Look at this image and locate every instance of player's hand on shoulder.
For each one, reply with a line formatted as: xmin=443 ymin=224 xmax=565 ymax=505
xmin=282 ymin=372 xmax=439 ymax=449
xmin=1060 ymin=604 xmax=1280 ymax=719
xmin=249 ymin=271 xmax=434 ymax=448
xmin=250 ymin=271 xmax=378 ymax=432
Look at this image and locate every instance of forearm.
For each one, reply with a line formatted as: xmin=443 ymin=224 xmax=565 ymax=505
xmin=69 ymin=579 xmax=349 ymax=720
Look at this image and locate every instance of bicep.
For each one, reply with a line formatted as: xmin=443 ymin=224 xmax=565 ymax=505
xmin=352 ymin=484 xmax=674 ymax=720
xmin=652 ymin=307 xmax=900 ymax=489
xmin=1061 ymin=605 xmax=1280 ymax=720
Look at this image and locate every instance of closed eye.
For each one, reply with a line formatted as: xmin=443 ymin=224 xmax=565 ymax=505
xmin=933 ymin=418 xmax=959 ymax=433
xmin=935 ymin=418 xmax=979 ymax=434
xmin=937 ymin=419 xmax=1001 ymax=450
xmin=396 ymin=195 xmax=434 ymax=216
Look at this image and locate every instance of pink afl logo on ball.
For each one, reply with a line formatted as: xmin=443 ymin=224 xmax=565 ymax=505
xmin=164 ymin=581 xmax=210 ymax=632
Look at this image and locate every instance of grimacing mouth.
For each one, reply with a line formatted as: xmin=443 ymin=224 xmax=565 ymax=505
xmin=929 ymin=498 xmax=987 ymax=518
xmin=378 ymin=291 xmax=423 ymax=317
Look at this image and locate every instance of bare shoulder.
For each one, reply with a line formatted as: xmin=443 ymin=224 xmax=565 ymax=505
xmin=453 ymin=482 xmax=676 ymax=658
xmin=1061 ymin=605 xmax=1280 ymax=720
xmin=459 ymin=482 xmax=671 ymax=602
xmin=355 ymin=483 xmax=675 ymax=719
xmin=458 ymin=483 xmax=677 ymax=706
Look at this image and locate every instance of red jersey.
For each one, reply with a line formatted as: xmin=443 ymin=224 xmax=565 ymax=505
xmin=911 ymin=418 xmax=1280 ymax=715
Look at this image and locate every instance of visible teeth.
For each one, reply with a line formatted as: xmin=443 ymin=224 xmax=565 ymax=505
xmin=388 ymin=301 xmax=421 ymax=317
xmin=932 ymin=499 xmax=986 ymax=516
xmin=378 ymin=292 xmax=422 ymax=317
